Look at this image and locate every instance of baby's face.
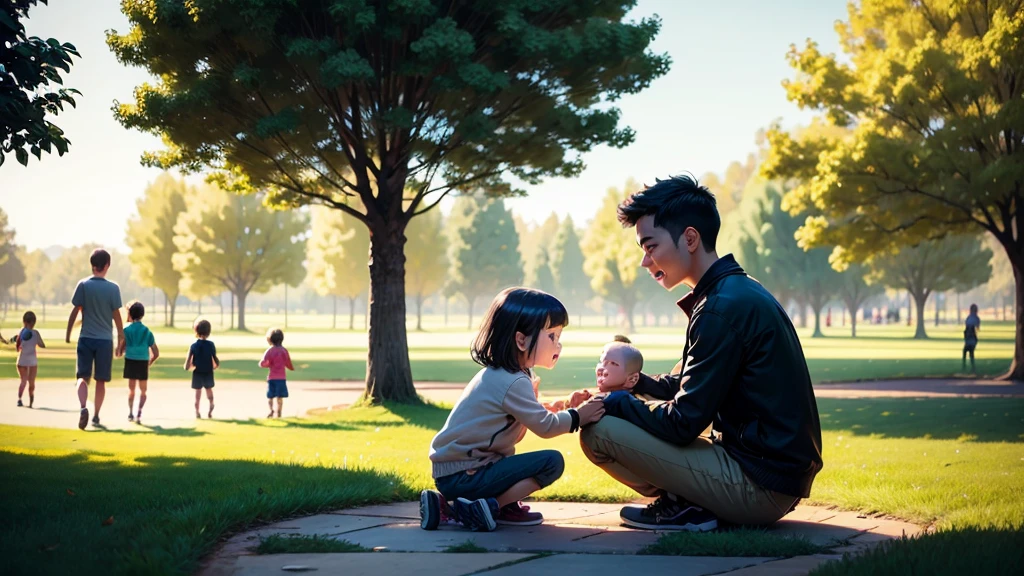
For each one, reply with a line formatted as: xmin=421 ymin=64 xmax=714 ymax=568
xmin=595 ymin=346 xmax=629 ymax=391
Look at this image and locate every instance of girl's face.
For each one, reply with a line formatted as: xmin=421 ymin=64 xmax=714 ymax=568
xmin=519 ymin=324 xmax=563 ymax=370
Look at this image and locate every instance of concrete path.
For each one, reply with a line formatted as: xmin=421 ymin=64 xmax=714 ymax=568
xmin=201 ymin=501 xmax=923 ymax=576
xmin=1 ymin=377 xmax=1016 ymax=431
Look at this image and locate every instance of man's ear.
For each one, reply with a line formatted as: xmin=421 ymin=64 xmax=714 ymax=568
xmin=515 ymin=331 xmax=529 ymax=352
xmin=684 ymin=227 xmax=701 ymax=254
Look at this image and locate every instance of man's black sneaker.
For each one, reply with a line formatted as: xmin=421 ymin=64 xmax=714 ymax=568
xmin=453 ymin=497 xmax=497 ymax=532
xmin=620 ymin=495 xmax=718 ymax=531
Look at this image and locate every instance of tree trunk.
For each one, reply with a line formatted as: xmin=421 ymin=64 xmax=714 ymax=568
xmin=231 ymin=292 xmax=235 ymax=329
xmin=13 ymin=285 xmax=17 ymax=310
xmin=165 ymin=292 xmax=178 ymax=328
xmin=284 ymin=284 xmax=288 ymax=329
xmin=934 ymin=292 xmax=940 ymax=327
xmin=416 ymin=293 xmax=424 ymax=331
xmin=443 ymin=296 xmax=449 ymax=327
xmin=349 ymin=296 xmax=356 ymax=330
xmin=219 ymin=293 xmax=224 ymax=327
xmin=911 ymin=290 xmax=929 ymax=339
xmin=164 ymin=292 xmax=169 ymax=327
xmin=236 ymin=291 xmax=248 ymax=331
xmin=850 ymin=306 xmax=857 ymax=338
xmin=812 ymin=304 xmax=824 ymax=338
xmin=332 ymin=295 xmax=337 ymax=330
xmin=956 ymin=292 xmax=962 ymax=325
xmin=1003 ymin=254 xmax=1024 ymax=381
xmin=906 ymin=290 xmax=913 ymax=326
xmin=466 ymin=296 xmax=474 ymax=330
xmin=364 ymin=226 xmax=417 ymax=403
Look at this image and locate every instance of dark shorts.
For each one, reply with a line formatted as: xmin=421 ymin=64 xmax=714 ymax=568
xmin=435 ymin=450 xmax=565 ymax=502
xmin=191 ymin=372 xmax=215 ymax=389
xmin=267 ymin=379 xmax=289 ymax=398
xmin=77 ymin=337 xmax=113 ymax=382
xmin=123 ymin=359 xmax=150 ymax=381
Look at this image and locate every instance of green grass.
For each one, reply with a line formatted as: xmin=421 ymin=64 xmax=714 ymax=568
xmin=643 ymin=529 xmax=834 ymax=557
xmin=444 ymin=540 xmax=489 ymax=553
xmin=1 ymin=321 xmax=1016 ymax=390
xmin=809 ymin=527 xmax=1024 ymax=575
xmin=1 ymin=396 xmax=1021 ymax=574
xmin=255 ymin=535 xmax=368 ymax=554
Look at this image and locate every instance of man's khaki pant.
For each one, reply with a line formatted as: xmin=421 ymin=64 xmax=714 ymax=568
xmin=581 ymin=416 xmax=798 ymax=525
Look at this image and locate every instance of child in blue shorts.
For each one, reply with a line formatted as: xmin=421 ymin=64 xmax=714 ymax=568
xmin=260 ymin=327 xmax=294 ymax=418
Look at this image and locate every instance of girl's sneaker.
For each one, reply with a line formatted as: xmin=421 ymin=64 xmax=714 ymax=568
xmin=28 ymin=396 xmax=33 ymax=408
xmin=128 ymin=413 xmax=134 ymax=422
xmin=136 ymin=412 xmax=142 ymax=424
xmin=17 ymin=400 xmax=23 ymax=407
xmin=496 ymin=502 xmax=544 ymax=526
xmin=453 ymin=497 xmax=498 ymax=532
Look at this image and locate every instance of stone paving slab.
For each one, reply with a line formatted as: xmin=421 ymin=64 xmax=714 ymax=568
xmin=332 ymin=501 xmax=420 ymax=519
xmin=714 ymin=555 xmax=837 ymax=576
xmin=230 ymin=552 xmax=532 ymax=576
xmin=482 ymin=553 xmax=774 ymax=576
xmin=340 ymin=521 xmax=623 ymax=553
xmin=249 ymin=513 xmax=396 ymax=538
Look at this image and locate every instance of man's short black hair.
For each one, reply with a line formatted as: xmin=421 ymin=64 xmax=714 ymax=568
xmin=127 ymin=300 xmax=145 ymax=321
xmin=90 ymin=249 xmax=111 ymax=271
xmin=616 ymin=175 xmax=720 ymax=252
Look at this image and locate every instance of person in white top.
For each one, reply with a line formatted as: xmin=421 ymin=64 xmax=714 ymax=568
xmin=14 ymin=311 xmax=45 ymax=408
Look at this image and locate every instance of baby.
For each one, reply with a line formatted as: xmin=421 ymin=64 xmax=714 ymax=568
xmin=545 ymin=336 xmax=644 ymax=411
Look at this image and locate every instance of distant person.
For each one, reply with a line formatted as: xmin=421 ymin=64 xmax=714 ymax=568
xmin=963 ymin=304 xmax=981 ymax=373
xmin=66 ymin=249 xmax=125 ymax=429
xmin=260 ymin=327 xmax=294 ymax=418
xmin=13 ymin=311 xmax=44 ymax=408
xmin=185 ymin=319 xmax=218 ymax=419
xmin=421 ymin=288 xmax=604 ymax=532
xmin=118 ymin=301 xmax=159 ymax=424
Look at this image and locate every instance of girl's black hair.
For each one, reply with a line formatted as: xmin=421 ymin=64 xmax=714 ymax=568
xmin=267 ymin=327 xmax=284 ymax=346
xmin=471 ymin=287 xmax=569 ymax=373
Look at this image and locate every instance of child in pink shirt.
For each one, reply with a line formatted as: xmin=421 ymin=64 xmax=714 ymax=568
xmin=260 ymin=328 xmax=294 ymax=418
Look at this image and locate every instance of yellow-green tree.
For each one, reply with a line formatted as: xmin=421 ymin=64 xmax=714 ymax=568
xmin=763 ymin=0 xmax=1024 ymax=378
xmin=583 ymin=181 xmax=642 ymax=333
xmin=405 ymin=207 xmax=447 ymax=332
xmin=126 ymin=173 xmax=188 ymax=326
xmin=550 ymin=215 xmax=591 ymax=324
xmin=173 ymin=186 xmax=307 ymax=331
xmin=306 ymin=206 xmax=369 ymax=330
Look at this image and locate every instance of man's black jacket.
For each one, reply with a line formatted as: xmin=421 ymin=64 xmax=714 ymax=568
xmin=603 ymin=255 xmax=823 ymax=498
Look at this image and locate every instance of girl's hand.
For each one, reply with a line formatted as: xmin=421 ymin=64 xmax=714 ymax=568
xmin=576 ymin=398 xmax=605 ymax=426
xmin=567 ymin=389 xmax=593 ymax=408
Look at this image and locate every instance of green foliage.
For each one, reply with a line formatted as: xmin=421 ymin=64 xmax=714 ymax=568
xmin=761 ymin=0 xmax=1023 ymax=371
xmin=520 ymin=212 xmax=560 ymax=288
xmin=582 ymin=181 xmax=642 ymax=332
xmin=256 ymin=534 xmax=368 ymax=554
xmin=836 ymin=263 xmax=884 ymax=337
xmin=868 ymin=235 xmax=992 ymax=338
xmin=550 ymin=216 xmax=591 ymax=319
xmin=172 ymin=186 xmax=308 ymax=330
xmin=405 ymin=206 xmax=447 ymax=302
xmin=444 ymin=540 xmax=488 ymax=553
xmin=446 ymin=196 xmax=523 ymax=327
xmin=526 ymin=247 xmax=557 ymax=295
xmin=0 ymin=0 xmax=80 ymax=167
xmin=306 ymin=205 xmax=370 ymax=302
xmin=125 ymin=173 xmax=189 ymax=325
xmin=0 ymin=209 xmax=25 ymax=302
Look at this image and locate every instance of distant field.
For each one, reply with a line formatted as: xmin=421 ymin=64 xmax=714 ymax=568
xmin=0 ymin=312 xmax=1015 ymax=392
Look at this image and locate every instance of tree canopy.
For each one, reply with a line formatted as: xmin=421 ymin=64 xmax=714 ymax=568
xmin=306 ymin=205 xmax=371 ymax=330
xmin=126 ymin=173 xmax=188 ymax=326
xmin=107 ymin=0 xmax=668 ymax=402
xmin=762 ymin=0 xmax=1024 ymax=376
xmin=583 ymin=181 xmax=642 ymax=332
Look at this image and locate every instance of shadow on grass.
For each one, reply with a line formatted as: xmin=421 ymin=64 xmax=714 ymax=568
xmin=91 ymin=424 xmax=211 ymax=437
xmin=219 ymin=402 xmax=451 ymax=433
xmin=0 ymin=450 xmax=414 ymax=576
xmin=817 ymin=397 xmax=1024 ymax=442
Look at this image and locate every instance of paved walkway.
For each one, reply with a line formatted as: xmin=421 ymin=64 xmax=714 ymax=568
xmin=200 ymin=501 xmax=923 ymax=576
xmin=1 ymin=377 xmax=1017 ymax=431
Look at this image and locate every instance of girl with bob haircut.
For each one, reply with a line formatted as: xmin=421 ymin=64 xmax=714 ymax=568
xmin=422 ymin=287 xmax=604 ymax=532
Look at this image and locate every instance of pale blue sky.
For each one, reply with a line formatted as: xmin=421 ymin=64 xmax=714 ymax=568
xmin=0 ymin=0 xmax=847 ymax=251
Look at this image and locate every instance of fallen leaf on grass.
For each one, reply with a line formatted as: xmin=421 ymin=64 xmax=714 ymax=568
xmin=66 ymin=489 xmax=76 ymax=496
xmin=102 ymin=516 xmax=114 ymax=527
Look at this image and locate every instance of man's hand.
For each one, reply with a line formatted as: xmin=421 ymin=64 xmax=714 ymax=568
xmin=567 ymin=389 xmax=593 ymax=408
xmin=576 ymin=398 xmax=605 ymax=426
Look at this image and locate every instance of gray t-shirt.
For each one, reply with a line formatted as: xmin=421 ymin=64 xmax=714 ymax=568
xmin=71 ymin=277 xmax=123 ymax=341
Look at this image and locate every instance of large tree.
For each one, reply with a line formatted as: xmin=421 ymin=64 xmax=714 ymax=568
xmin=550 ymin=215 xmax=590 ymax=325
xmin=126 ymin=173 xmax=188 ymax=327
xmin=306 ymin=206 xmax=370 ymax=330
xmin=0 ymin=0 xmax=80 ymax=167
xmin=869 ymin=235 xmax=992 ymax=339
xmin=520 ymin=212 xmax=561 ymax=288
xmin=172 ymin=186 xmax=307 ymax=331
xmin=405 ymin=206 xmax=447 ymax=331
xmin=762 ymin=0 xmax=1024 ymax=378
xmin=108 ymin=0 xmax=668 ymax=402
xmin=836 ymin=263 xmax=884 ymax=338
xmin=448 ymin=196 xmax=523 ymax=329
xmin=583 ymin=181 xmax=642 ymax=333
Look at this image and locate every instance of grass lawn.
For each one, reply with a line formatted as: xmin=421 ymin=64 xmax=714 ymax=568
xmin=1 ymin=395 xmax=1022 ymax=575
xmin=1 ymin=320 xmax=1017 ymax=390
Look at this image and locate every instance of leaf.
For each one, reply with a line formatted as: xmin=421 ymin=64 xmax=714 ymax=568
xmin=66 ymin=488 xmax=76 ymax=496
xmin=15 ymin=147 xmax=29 ymax=166
xmin=101 ymin=516 xmax=114 ymax=527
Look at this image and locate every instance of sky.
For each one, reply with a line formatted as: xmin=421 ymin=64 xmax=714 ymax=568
xmin=0 ymin=0 xmax=848 ymax=252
